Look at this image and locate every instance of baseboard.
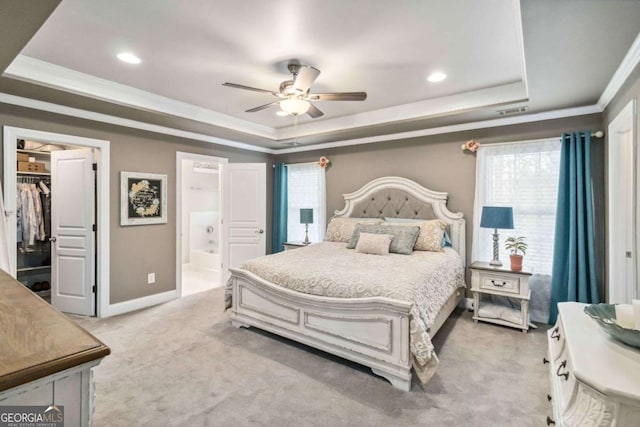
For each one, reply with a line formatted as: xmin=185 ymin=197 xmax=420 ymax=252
xmin=106 ymin=290 xmax=177 ymax=317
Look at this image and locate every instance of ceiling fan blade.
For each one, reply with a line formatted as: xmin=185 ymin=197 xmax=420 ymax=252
xmin=307 ymin=103 xmax=324 ymax=119
xmin=293 ymin=66 xmax=320 ymax=93
xmin=245 ymin=101 xmax=280 ymax=113
xmin=307 ymin=92 xmax=367 ymax=101
xmin=223 ymin=82 xmax=279 ymax=96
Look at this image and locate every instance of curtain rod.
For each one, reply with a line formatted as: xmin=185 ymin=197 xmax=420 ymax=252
xmin=480 ymin=131 xmax=605 ymax=149
xmin=585 ymin=131 xmax=604 ymax=138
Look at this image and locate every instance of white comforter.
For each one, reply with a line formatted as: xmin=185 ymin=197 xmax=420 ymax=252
xmin=225 ymin=241 xmax=465 ymax=383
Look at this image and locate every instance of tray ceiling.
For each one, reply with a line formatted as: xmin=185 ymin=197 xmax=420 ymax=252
xmin=2 ymin=0 xmax=640 ymax=150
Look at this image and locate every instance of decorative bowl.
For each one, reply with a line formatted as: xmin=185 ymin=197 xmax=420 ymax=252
xmin=584 ymin=304 xmax=640 ymax=349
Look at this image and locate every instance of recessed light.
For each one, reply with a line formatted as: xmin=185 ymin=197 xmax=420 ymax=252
xmin=427 ymin=72 xmax=447 ymax=83
xmin=117 ymin=52 xmax=141 ymax=64
xmin=276 ymin=110 xmax=288 ymax=116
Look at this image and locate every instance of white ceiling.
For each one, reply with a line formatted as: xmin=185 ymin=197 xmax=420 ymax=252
xmin=4 ymin=0 xmax=640 ymax=150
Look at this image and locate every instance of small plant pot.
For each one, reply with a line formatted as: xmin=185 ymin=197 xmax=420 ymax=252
xmin=510 ymin=254 xmax=523 ymax=272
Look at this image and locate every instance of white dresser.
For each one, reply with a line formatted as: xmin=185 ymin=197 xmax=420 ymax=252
xmin=546 ymin=303 xmax=640 ymax=426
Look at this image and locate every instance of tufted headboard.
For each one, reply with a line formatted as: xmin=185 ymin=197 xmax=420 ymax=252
xmin=333 ymin=176 xmax=466 ymax=265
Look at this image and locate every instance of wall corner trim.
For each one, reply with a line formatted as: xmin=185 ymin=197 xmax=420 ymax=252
xmin=106 ymin=290 xmax=177 ymax=317
xmin=597 ymin=32 xmax=640 ymax=111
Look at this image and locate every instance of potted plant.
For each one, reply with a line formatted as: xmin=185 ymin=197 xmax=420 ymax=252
xmin=504 ymin=236 xmax=528 ymax=271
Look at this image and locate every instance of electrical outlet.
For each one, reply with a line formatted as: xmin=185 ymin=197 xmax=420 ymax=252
xmin=147 ymin=273 xmax=155 ymax=284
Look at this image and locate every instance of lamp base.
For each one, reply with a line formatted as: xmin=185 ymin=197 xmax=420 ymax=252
xmin=490 ymin=229 xmax=502 ymax=267
xmin=303 ymin=223 xmax=310 ymax=245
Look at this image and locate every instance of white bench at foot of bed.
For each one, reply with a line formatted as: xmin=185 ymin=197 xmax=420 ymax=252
xmin=228 ymin=268 xmax=413 ymax=391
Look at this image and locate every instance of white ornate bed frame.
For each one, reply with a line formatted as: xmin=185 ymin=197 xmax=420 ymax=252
xmin=227 ymin=176 xmax=466 ymax=391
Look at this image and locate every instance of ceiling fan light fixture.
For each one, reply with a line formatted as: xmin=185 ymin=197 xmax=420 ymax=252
xmin=276 ymin=110 xmax=288 ymax=116
xmin=280 ymin=97 xmax=310 ymax=116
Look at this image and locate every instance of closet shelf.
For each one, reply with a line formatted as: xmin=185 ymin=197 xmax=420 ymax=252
xmin=17 ymin=171 xmax=51 ymax=176
xmin=17 ymin=149 xmax=52 ymax=156
xmin=17 ymin=266 xmax=51 ymax=273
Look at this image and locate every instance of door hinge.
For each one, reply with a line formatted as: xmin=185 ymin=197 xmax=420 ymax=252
xmin=92 ymin=163 xmax=98 ymax=171
xmin=92 ymin=285 xmax=97 ymax=293
xmin=92 ymin=224 xmax=97 ymax=232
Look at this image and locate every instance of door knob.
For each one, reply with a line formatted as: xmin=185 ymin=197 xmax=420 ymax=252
xmin=255 ymin=229 xmax=264 ymax=234
xmin=49 ymin=236 xmax=57 ymax=242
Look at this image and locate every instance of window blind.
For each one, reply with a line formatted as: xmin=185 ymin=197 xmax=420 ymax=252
xmin=472 ymin=139 xmax=561 ymax=275
xmin=287 ymin=162 xmax=326 ymax=243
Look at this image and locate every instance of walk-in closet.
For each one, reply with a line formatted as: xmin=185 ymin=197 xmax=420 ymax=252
xmin=16 ymin=151 xmax=53 ymax=300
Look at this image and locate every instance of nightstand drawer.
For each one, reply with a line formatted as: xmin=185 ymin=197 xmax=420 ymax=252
xmin=479 ymin=273 xmax=521 ymax=294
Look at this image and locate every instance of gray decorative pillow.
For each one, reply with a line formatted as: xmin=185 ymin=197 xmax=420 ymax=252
xmin=347 ymin=224 xmax=420 ymax=255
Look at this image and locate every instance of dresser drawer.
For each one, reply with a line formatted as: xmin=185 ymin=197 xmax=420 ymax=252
xmin=552 ymin=347 xmax=577 ymax=413
xmin=478 ymin=273 xmax=521 ymax=294
xmin=547 ymin=319 xmax=566 ymax=361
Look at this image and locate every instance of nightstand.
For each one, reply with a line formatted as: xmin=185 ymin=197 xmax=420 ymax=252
xmin=469 ymin=261 xmax=532 ymax=333
xmin=283 ymin=241 xmax=309 ymax=251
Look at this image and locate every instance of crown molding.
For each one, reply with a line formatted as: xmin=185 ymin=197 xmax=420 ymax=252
xmin=276 ymin=81 xmax=528 ymax=140
xmin=513 ymin=0 xmax=529 ymax=98
xmin=5 ymin=55 xmax=530 ymax=142
xmin=597 ymin=31 xmax=640 ymax=111
xmin=0 ymin=91 xmax=600 ymax=156
xmin=4 ymin=55 xmax=277 ymax=139
xmin=0 ymin=92 xmax=274 ymax=154
xmin=274 ymin=105 xmax=601 ymax=154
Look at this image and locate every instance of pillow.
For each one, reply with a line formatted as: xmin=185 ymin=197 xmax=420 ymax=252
xmin=388 ymin=219 xmax=446 ymax=252
xmin=384 ymin=217 xmax=453 ymax=252
xmin=324 ymin=217 xmax=384 ymax=242
xmin=347 ymin=224 xmax=420 ymax=255
xmin=442 ymin=230 xmax=453 ymax=248
xmin=355 ymin=232 xmax=393 ymax=255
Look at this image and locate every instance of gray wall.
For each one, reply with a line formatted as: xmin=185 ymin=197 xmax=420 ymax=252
xmin=0 ymin=100 xmax=608 ymax=304
xmin=276 ymin=114 xmax=605 ymax=293
xmin=602 ymin=61 xmax=640 ymax=302
xmin=0 ymin=103 xmax=273 ymax=304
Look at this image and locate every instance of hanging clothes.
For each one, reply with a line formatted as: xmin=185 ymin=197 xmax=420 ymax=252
xmin=37 ymin=180 xmax=51 ymax=237
xmin=16 ymin=182 xmax=47 ymax=246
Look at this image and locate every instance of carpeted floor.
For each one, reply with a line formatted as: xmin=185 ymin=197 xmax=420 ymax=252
xmin=74 ymin=288 xmax=552 ymax=426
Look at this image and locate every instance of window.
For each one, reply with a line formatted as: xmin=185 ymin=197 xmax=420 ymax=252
xmin=472 ymin=139 xmax=561 ymax=275
xmin=287 ymin=162 xmax=326 ymax=243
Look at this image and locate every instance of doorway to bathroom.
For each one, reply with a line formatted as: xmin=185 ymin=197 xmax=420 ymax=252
xmin=176 ymin=152 xmax=227 ymax=297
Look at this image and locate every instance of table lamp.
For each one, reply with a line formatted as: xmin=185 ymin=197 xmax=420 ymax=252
xmin=480 ymin=206 xmax=514 ymax=267
xmin=300 ymin=208 xmax=314 ymax=245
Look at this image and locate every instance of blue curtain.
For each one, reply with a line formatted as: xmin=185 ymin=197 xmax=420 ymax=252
xmin=549 ymin=131 xmax=599 ymax=324
xmin=271 ymin=163 xmax=288 ymax=253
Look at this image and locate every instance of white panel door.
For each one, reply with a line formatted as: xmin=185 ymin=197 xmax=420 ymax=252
xmin=222 ymin=163 xmax=266 ymax=282
xmin=608 ymin=100 xmax=636 ymax=303
xmin=51 ymin=149 xmax=95 ymax=315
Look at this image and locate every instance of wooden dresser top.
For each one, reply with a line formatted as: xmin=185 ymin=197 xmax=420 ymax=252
xmin=0 ymin=270 xmax=110 ymax=392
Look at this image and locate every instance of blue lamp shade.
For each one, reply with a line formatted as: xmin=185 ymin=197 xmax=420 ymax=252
xmin=300 ymin=208 xmax=314 ymax=224
xmin=480 ymin=206 xmax=514 ymax=230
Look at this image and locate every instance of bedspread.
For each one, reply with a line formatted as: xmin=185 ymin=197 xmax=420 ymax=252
xmin=225 ymin=241 xmax=465 ymax=383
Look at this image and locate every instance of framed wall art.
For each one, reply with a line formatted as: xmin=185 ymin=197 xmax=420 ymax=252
xmin=120 ymin=171 xmax=168 ymax=226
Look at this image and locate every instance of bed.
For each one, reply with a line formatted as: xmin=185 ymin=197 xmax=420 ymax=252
xmin=225 ymin=176 xmax=466 ymax=391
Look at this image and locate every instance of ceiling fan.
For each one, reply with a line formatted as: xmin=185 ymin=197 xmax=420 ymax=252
xmin=222 ymin=62 xmax=367 ymax=118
